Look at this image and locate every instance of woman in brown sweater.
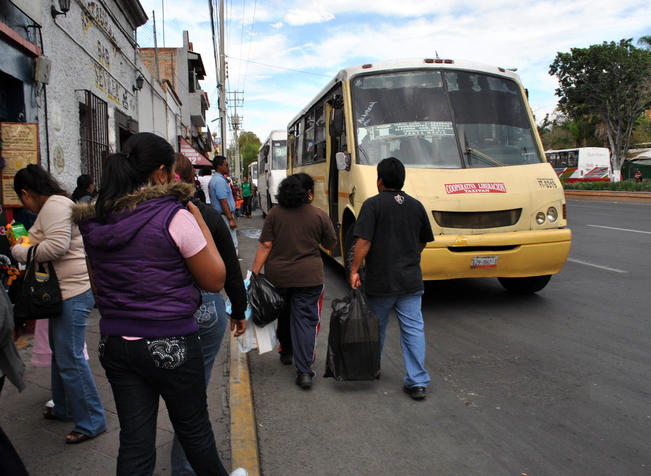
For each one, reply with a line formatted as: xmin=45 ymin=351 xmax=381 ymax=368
xmin=252 ymin=173 xmax=336 ymax=390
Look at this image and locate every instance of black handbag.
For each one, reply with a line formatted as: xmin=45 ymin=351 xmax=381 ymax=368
xmin=13 ymin=245 xmax=63 ymax=320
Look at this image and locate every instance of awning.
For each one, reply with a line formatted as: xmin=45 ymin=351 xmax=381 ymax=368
xmin=179 ymin=137 xmax=212 ymax=166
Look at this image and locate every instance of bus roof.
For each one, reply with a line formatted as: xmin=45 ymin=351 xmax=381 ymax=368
xmin=287 ymin=57 xmax=523 ymax=129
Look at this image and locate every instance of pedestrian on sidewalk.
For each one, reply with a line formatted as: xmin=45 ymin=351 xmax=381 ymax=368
xmin=171 ymin=153 xmax=248 ymax=475
xmin=349 ymin=157 xmax=434 ymax=401
xmin=74 ymin=132 xmax=230 ymax=475
xmin=209 ymin=156 xmax=238 ymax=255
xmin=252 ymin=173 xmax=337 ymax=389
xmin=12 ymin=164 xmax=107 ymax=442
xmin=240 ymin=175 xmax=253 ymax=218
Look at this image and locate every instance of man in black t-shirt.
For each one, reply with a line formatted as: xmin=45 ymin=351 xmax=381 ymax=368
xmin=350 ymin=157 xmax=434 ymax=400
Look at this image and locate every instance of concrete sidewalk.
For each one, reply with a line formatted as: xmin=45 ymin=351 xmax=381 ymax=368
xmin=0 ymin=208 xmax=268 ymax=475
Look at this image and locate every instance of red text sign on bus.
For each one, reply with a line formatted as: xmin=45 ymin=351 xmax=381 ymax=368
xmin=445 ymin=182 xmax=507 ymax=194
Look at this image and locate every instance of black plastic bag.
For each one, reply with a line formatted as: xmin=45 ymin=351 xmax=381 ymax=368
xmin=324 ymin=288 xmax=380 ymax=381
xmin=248 ymin=273 xmax=284 ymax=327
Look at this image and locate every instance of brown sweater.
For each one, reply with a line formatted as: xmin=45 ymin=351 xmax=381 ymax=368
xmin=12 ymin=195 xmax=90 ymax=301
xmin=260 ymin=204 xmax=336 ymax=288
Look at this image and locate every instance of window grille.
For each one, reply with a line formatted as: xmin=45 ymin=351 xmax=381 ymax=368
xmin=79 ymin=90 xmax=108 ymax=187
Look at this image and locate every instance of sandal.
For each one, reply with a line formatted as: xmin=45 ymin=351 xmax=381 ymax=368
xmin=65 ymin=431 xmax=93 ymax=444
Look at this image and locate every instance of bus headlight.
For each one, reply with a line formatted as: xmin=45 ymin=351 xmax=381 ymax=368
xmin=547 ymin=207 xmax=558 ymax=222
xmin=536 ymin=212 xmax=546 ymax=225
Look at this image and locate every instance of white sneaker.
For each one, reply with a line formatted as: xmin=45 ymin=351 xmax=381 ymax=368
xmin=230 ymin=469 xmax=248 ymax=476
xmin=45 ymin=399 xmax=54 ymax=408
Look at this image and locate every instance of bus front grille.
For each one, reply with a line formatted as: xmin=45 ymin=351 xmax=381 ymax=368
xmin=432 ymin=209 xmax=522 ymax=229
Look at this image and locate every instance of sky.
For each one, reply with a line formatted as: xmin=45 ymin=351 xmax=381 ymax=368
xmin=137 ymin=0 xmax=651 ymax=147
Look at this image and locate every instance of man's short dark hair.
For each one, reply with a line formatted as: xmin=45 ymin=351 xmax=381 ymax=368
xmin=377 ymin=157 xmax=405 ymax=189
xmin=213 ymin=155 xmax=227 ymax=169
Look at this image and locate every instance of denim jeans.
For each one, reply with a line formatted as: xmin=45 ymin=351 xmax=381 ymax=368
xmin=171 ymin=293 xmax=228 ymax=476
xmin=366 ymin=291 xmax=431 ymax=388
xmin=48 ymin=288 xmax=106 ymax=436
xmin=99 ymin=331 xmax=228 ymax=476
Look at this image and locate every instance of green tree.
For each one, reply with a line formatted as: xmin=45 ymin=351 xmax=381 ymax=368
xmin=638 ymin=35 xmax=651 ymax=50
xmin=549 ymin=39 xmax=651 ymax=180
xmin=237 ymin=131 xmax=261 ymax=178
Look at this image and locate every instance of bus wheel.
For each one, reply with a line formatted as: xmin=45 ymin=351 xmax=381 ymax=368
xmin=498 ymin=275 xmax=551 ymax=294
xmin=343 ymin=226 xmax=365 ymax=284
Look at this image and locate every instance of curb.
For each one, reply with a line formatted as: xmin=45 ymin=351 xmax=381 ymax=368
xmin=565 ymin=190 xmax=651 ymax=203
xmin=229 ymin=333 xmax=261 ymax=476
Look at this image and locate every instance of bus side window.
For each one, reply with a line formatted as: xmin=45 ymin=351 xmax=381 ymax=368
xmin=314 ymin=102 xmax=326 ymax=163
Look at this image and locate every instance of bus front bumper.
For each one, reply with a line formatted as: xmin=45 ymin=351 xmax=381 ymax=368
xmin=421 ymin=228 xmax=572 ymax=280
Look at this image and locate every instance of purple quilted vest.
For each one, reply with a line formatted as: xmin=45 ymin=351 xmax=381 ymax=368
xmin=79 ymin=194 xmax=200 ymax=337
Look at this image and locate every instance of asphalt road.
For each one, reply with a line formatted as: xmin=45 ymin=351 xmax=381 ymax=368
xmin=239 ymin=199 xmax=651 ymax=476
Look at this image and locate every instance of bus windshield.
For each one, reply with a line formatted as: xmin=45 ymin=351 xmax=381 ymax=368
xmin=351 ymin=70 xmax=542 ymax=168
xmin=272 ymin=140 xmax=287 ymax=170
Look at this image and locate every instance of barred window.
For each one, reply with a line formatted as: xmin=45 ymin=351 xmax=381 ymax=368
xmin=79 ymin=91 xmax=108 ymax=187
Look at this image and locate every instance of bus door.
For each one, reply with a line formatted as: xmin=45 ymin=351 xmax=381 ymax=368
xmin=327 ymin=92 xmax=345 ymax=257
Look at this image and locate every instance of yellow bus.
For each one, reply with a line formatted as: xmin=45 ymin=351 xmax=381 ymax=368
xmin=287 ymin=58 xmax=571 ymax=293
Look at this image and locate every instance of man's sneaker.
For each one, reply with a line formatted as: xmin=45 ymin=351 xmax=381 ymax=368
xmin=403 ymin=385 xmax=426 ymax=400
xmin=295 ymin=373 xmax=313 ymax=390
xmin=230 ymin=469 xmax=248 ymax=476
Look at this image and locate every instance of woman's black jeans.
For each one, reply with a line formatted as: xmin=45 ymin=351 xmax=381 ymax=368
xmin=99 ymin=332 xmax=228 ymax=476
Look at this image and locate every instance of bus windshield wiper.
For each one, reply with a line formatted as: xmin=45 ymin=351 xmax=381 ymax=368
xmin=465 ymin=146 xmax=505 ymax=167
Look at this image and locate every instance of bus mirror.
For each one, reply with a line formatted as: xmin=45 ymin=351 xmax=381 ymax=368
xmin=336 ymin=151 xmax=350 ymax=171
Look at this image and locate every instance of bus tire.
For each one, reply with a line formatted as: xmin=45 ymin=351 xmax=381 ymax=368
xmin=498 ymin=275 xmax=551 ymax=294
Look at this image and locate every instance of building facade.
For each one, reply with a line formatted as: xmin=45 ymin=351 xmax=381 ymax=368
xmin=139 ymin=30 xmax=212 ymax=162
xmin=1 ymin=0 xmax=147 ymax=198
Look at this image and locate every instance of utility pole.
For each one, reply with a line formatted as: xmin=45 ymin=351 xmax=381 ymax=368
xmin=228 ymin=91 xmax=244 ymax=180
xmin=218 ymin=0 xmax=227 ymax=156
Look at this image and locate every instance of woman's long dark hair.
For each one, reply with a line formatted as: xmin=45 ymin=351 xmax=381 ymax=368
xmin=277 ymin=173 xmax=314 ymax=208
xmin=71 ymin=174 xmax=94 ymax=202
xmin=13 ymin=164 xmax=69 ymax=199
xmin=95 ymin=132 xmax=175 ymax=220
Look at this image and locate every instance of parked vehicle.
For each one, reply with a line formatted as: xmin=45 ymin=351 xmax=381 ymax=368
xmin=257 ymin=130 xmax=287 ymax=217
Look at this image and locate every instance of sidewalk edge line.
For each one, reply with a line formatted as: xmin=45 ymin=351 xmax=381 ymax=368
xmin=229 ymin=334 xmax=261 ymax=476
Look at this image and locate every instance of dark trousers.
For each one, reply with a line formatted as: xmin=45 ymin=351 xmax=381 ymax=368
xmin=99 ymin=333 xmax=227 ymax=476
xmin=276 ymin=285 xmax=324 ymax=375
xmin=242 ymin=196 xmax=252 ymax=216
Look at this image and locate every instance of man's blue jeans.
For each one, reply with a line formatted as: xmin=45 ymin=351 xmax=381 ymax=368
xmin=366 ymin=291 xmax=431 ymax=388
xmin=171 ymin=293 xmax=228 ymax=476
xmin=48 ymin=288 xmax=106 ymax=437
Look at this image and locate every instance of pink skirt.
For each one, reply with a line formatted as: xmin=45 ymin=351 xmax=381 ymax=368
xmin=31 ymin=319 xmax=90 ymax=367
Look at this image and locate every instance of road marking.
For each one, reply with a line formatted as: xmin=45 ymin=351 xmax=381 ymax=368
xmin=567 ymin=258 xmax=627 ymax=274
xmin=230 ymin=335 xmax=261 ymax=476
xmin=587 ymin=224 xmax=651 ymax=235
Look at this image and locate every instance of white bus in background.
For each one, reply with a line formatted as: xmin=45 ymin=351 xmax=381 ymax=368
xmin=545 ymin=147 xmax=611 ymax=182
xmin=258 ymin=130 xmax=287 ymax=217
xmin=248 ymin=161 xmax=258 ymax=187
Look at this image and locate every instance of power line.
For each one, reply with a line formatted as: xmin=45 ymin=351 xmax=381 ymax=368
xmin=226 ymin=55 xmax=331 ymax=78
xmin=241 ymin=0 xmax=257 ymax=95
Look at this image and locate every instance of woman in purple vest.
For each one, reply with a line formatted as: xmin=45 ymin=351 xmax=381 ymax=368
xmin=74 ymin=132 xmax=231 ymax=476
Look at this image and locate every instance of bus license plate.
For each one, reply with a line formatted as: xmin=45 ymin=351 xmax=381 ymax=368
xmin=471 ymin=256 xmax=498 ymax=269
